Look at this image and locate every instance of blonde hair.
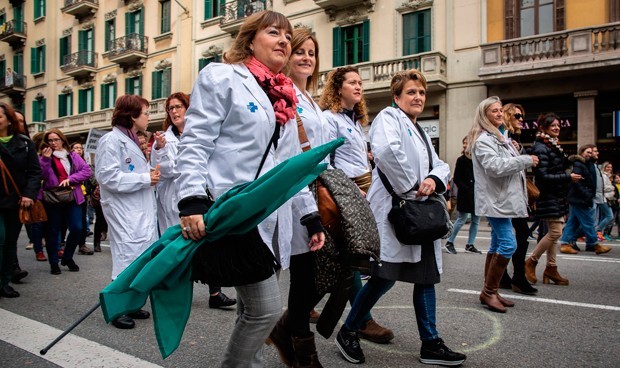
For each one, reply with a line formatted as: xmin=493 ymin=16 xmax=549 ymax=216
xmin=465 ymin=96 xmax=504 ymax=158
xmin=285 ymin=28 xmax=320 ymax=94
xmin=318 ymin=66 xmax=368 ymax=125
xmin=223 ymin=11 xmax=293 ymax=65
xmin=503 ymin=103 xmax=525 ymax=135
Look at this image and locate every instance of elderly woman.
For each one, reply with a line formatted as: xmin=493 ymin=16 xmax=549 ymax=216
xmin=40 ymin=129 xmax=92 ymax=274
xmin=335 ymin=70 xmax=466 ymax=366
xmin=466 ymin=96 xmax=538 ymax=313
xmin=319 ymin=66 xmax=393 ymax=344
xmin=95 ymin=94 xmax=160 ymax=329
xmin=0 ymin=102 xmax=41 ymax=297
xmin=174 ymin=11 xmax=324 ymax=366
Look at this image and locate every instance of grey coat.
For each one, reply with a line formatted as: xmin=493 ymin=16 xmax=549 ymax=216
xmin=472 ymin=131 xmax=534 ymax=218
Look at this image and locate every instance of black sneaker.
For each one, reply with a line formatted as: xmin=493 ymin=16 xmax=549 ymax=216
xmin=420 ymin=338 xmax=466 ymax=366
xmin=444 ymin=242 xmax=457 ymax=255
xmin=209 ymin=292 xmax=237 ymax=309
xmin=465 ymin=244 xmax=482 ymax=254
xmin=336 ymin=326 xmax=365 ymax=364
xmin=571 ymin=242 xmax=581 ymax=252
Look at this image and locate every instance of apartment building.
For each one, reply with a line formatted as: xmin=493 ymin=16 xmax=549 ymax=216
xmin=0 ymin=0 xmax=618 ymax=167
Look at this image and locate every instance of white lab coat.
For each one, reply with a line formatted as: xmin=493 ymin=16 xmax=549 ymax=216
xmin=95 ymin=127 xmax=158 ymax=279
xmin=175 ymin=63 xmax=316 ymax=270
xmin=323 ymin=109 xmax=370 ymax=178
xmin=151 ymin=126 xmax=181 ymax=234
xmin=291 ymin=85 xmax=331 ymax=256
xmin=368 ymin=107 xmax=450 ymax=272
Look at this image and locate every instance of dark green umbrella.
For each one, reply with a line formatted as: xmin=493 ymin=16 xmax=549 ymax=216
xmin=99 ymin=138 xmax=344 ymax=358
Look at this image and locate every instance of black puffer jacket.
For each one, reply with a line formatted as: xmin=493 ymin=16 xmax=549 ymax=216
xmin=0 ymin=134 xmax=41 ymax=210
xmin=453 ymin=154 xmax=475 ymax=214
xmin=531 ymin=139 xmax=571 ymax=218
xmin=567 ymin=155 xmax=596 ymax=208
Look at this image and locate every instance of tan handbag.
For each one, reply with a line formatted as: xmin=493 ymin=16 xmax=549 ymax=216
xmin=0 ymin=158 xmax=47 ymax=224
xmin=526 ymin=177 xmax=540 ymax=207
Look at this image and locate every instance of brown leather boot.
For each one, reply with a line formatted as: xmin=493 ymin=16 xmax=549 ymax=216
xmin=308 ymin=309 xmax=320 ymax=324
xmin=542 ymin=265 xmax=569 ymax=285
xmin=480 ymin=253 xmax=511 ymax=313
xmin=560 ymin=244 xmax=578 ymax=254
xmin=524 ymin=257 xmax=538 ymax=284
xmin=291 ymin=333 xmax=323 ymax=368
xmin=266 ymin=311 xmax=294 ymax=367
xmin=483 ymin=253 xmax=514 ymax=308
xmin=358 ymin=319 xmax=394 ymax=343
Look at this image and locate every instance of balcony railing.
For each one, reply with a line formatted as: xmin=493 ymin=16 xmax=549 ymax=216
xmin=62 ymin=0 xmax=99 ymax=18
xmin=0 ymin=72 xmax=26 ymax=92
xmin=220 ymin=0 xmax=269 ymax=33
xmin=61 ymin=50 xmax=98 ymax=77
xmin=480 ymin=22 xmax=620 ymax=79
xmin=318 ymin=52 xmax=447 ymax=92
xmin=107 ymin=33 xmax=148 ymax=66
xmin=0 ymin=20 xmax=27 ymax=49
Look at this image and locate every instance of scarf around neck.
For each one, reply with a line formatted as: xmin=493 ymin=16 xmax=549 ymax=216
xmin=52 ymin=149 xmax=71 ymax=176
xmin=244 ymin=56 xmax=298 ymax=126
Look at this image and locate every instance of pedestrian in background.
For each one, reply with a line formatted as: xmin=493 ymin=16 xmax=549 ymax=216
xmin=70 ymin=142 xmax=94 ymax=256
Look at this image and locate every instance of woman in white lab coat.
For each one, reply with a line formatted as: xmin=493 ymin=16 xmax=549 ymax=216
xmin=319 ymin=67 xmax=393 ymax=344
xmin=151 ymin=92 xmax=236 ymax=309
xmin=174 ymin=11 xmax=324 ymax=367
xmin=335 ymin=70 xmax=466 ymax=366
xmin=95 ymin=94 xmax=160 ymax=330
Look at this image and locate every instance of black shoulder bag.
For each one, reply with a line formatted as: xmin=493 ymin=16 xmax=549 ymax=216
xmin=191 ymin=124 xmax=282 ymax=287
xmin=377 ymin=123 xmax=451 ymax=246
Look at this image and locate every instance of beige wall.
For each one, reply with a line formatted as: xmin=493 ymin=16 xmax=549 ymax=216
xmin=566 ymin=0 xmax=609 ymax=29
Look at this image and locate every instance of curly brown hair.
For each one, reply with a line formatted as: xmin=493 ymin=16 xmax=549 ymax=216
xmin=318 ymin=66 xmax=368 ymax=126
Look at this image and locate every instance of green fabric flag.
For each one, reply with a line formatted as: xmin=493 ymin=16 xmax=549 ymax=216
xmin=100 ymin=138 xmax=344 ymax=358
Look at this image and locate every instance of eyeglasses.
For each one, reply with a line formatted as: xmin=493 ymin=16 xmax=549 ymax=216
xmin=514 ymin=113 xmax=523 ymax=120
xmin=167 ymin=104 xmax=185 ymax=112
xmin=142 ymin=111 xmax=150 ymax=116
xmin=48 ymin=138 xmax=62 ymax=142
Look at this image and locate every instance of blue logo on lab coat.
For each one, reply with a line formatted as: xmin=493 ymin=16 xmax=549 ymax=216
xmin=247 ymin=102 xmax=258 ymax=112
xmin=128 ymin=164 xmax=135 ymax=172
xmin=408 ymin=128 xmax=413 ymax=137
xmin=347 ymin=128 xmax=353 ymax=133
xmin=297 ymin=106 xmax=303 ymax=114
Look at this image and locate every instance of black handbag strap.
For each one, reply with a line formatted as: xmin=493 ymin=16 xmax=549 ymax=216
xmin=255 ymin=123 xmax=280 ymax=181
xmin=377 ymin=122 xmax=434 ymax=197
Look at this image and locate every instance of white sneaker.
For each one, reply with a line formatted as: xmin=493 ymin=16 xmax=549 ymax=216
xmin=25 ymin=243 xmax=34 ymax=250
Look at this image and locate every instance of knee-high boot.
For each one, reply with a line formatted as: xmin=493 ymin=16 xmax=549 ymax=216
xmin=292 ymin=332 xmax=323 ymax=368
xmin=483 ymin=253 xmax=514 ymax=308
xmin=480 ymin=254 xmax=513 ymax=313
xmin=266 ymin=311 xmax=295 ymax=367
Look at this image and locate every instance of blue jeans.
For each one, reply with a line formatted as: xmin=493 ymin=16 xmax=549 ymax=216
xmin=487 ymin=217 xmax=517 ymax=258
xmin=349 ymin=271 xmax=372 ymax=325
xmin=344 ymin=276 xmax=439 ymax=341
xmin=447 ymin=211 xmax=480 ymax=245
xmin=44 ymin=202 xmax=83 ymax=265
xmin=560 ymin=204 xmax=598 ymax=246
xmin=596 ymin=203 xmax=614 ymax=233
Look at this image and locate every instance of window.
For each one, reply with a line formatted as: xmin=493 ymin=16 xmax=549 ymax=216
xmin=60 ymin=35 xmax=71 ymax=66
xmin=198 ymin=54 xmax=221 ymax=72
xmin=0 ymin=13 xmax=6 ymax=25
xmin=58 ymin=93 xmax=73 ymax=118
xmin=101 ymin=82 xmax=117 ymax=109
xmin=403 ymin=9 xmax=431 ymax=56
xmin=126 ymin=8 xmax=144 ymax=36
xmin=105 ymin=19 xmax=115 ymax=51
xmin=332 ymin=20 xmax=370 ymax=67
xmin=204 ymin=0 xmax=221 ymax=20
xmin=152 ymin=68 xmax=171 ymax=100
xmin=505 ymin=0 xmax=564 ymax=39
xmin=31 ymin=45 xmax=46 ymax=74
xmin=78 ymin=29 xmax=95 ymax=65
xmin=0 ymin=60 xmax=5 ymax=82
xmin=34 ymin=0 xmax=46 ymax=19
xmin=161 ymin=0 xmax=171 ymax=33
xmin=78 ymin=88 xmax=94 ymax=114
xmin=13 ymin=5 xmax=24 ymax=33
xmin=125 ymin=76 xmax=142 ymax=96
xmin=32 ymin=98 xmax=46 ymax=122
xmin=13 ymin=52 xmax=23 ymax=74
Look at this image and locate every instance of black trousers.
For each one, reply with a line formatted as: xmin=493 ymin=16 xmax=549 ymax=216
xmin=288 ymin=252 xmax=324 ymax=337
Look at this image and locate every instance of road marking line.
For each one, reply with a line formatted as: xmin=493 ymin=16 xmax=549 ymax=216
xmin=456 ymin=235 xmax=620 ymax=247
xmin=0 ymin=308 xmax=163 ymax=368
xmin=447 ymin=289 xmax=620 ymax=311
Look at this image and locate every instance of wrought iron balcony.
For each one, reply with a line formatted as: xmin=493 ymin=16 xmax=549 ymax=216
xmin=107 ymin=33 xmax=148 ymax=67
xmin=61 ymin=50 xmax=98 ymax=78
xmin=0 ymin=72 xmax=26 ymax=94
xmin=314 ymin=0 xmax=372 ymax=11
xmin=61 ymin=0 xmax=99 ymax=19
xmin=318 ymin=52 xmax=447 ymax=94
xmin=0 ymin=20 xmax=27 ymax=49
xmin=480 ymin=22 xmax=620 ymax=82
xmin=220 ymin=0 xmax=269 ymax=34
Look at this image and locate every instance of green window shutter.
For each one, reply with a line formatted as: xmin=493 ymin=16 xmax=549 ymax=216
xmin=198 ymin=58 xmax=208 ymax=71
xmin=152 ymin=71 xmax=160 ymax=99
xmin=58 ymin=95 xmax=65 ymax=117
xmin=125 ymin=12 xmax=131 ymax=35
xmin=113 ymin=83 xmax=117 ymax=106
xmin=0 ymin=60 xmax=5 ymax=81
xmin=42 ymin=98 xmax=46 ymax=121
xmin=30 ymin=48 xmax=36 ymax=73
xmin=205 ymin=0 xmax=212 ymax=19
xmin=60 ymin=37 xmax=67 ymax=65
xmin=137 ymin=76 xmax=143 ymax=96
xmin=139 ymin=8 xmax=145 ymax=36
xmin=362 ymin=20 xmax=370 ymax=62
xmin=161 ymin=1 xmax=171 ymax=33
xmin=14 ymin=54 xmax=21 ymax=74
xmin=332 ymin=27 xmax=342 ymax=67
xmin=31 ymin=101 xmax=37 ymax=121
xmin=78 ymin=30 xmax=87 ymax=51
xmin=69 ymin=93 xmax=73 ymax=116
xmin=101 ymin=84 xmax=107 ymax=109
xmin=78 ymin=90 xmax=85 ymax=114
xmin=41 ymin=45 xmax=46 ymax=72
xmin=125 ymin=78 xmax=131 ymax=95
xmin=163 ymin=68 xmax=171 ymax=97
xmin=422 ymin=10 xmax=431 ymax=52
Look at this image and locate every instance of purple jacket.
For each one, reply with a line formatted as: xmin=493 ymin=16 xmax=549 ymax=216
xmin=39 ymin=151 xmax=92 ymax=205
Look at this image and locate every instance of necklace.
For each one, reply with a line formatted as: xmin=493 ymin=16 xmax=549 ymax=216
xmin=536 ymin=132 xmax=564 ymax=155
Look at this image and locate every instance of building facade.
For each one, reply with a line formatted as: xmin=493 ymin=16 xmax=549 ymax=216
xmin=0 ymin=0 xmax=618 ymax=167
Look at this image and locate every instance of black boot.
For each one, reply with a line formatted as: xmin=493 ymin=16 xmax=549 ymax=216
xmin=511 ymin=274 xmax=537 ymax=295
xmin=499 ymin=270 xmax=512 ymax=289
xmin=209 ymin=292 xmax=236 ymax=309
xmin=11 ymin=261 xmax=28 ymax=284
xmin=420 ymin=338 xmax=466 ymax=366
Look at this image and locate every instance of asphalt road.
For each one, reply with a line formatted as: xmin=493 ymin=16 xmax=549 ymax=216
xmin=1 ymin=224 xmax=619 ymax=368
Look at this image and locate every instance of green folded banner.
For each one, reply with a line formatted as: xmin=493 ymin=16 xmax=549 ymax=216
xmin=100 ymin=138 xmax=344 ymax=358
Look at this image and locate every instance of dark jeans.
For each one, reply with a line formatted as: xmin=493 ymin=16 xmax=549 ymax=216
xmin=344 ymin=276 xmax=439 ymax=341
xmin=349 ymin=271 xmax=372 ymax=325
xmin=0 ymin=209 xmax=21 ymax=287
xmin=30 ymin=221 xmax=45 ymax=253
xmin=288 ymin=252 xmax=324 ymax=337
xmin=510 ymin=217 xmax=530 ymax=279
xmin=93 ymin=205 xmax=108 ymax=247
xmin=45 ymin=202 xmax=83 ymax=265
xmin=79 ymin=201 xmax=88 ymax=246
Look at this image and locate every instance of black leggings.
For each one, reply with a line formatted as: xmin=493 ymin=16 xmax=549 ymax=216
xmin=287 ymin=252 xmax=324 ymax=337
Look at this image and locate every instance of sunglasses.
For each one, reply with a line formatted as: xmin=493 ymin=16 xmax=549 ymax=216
xmin=514 ymin=113 xmax=523 ymax=120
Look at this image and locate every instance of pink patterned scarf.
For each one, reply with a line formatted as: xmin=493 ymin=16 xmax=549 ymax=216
xmin=244 ymin=57 xmax=297 ymax=126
